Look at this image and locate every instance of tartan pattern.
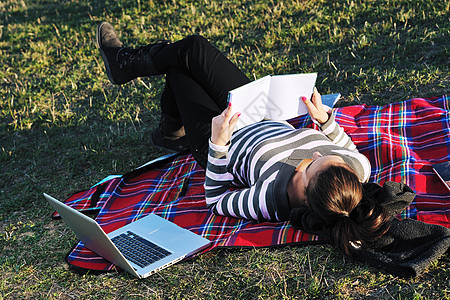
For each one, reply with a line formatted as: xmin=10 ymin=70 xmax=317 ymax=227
xmin=60 ymin=95 xmax=449 ymax=272
xmin=51 ymin=177 xmax=122 ymax=219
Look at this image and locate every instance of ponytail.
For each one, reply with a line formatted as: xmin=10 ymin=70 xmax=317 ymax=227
xmin=305 ymin=165 xmax=391 ymax=256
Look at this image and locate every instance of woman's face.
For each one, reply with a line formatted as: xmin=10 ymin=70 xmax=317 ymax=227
xmin=300 ymin=152 xmax=346 ymax=200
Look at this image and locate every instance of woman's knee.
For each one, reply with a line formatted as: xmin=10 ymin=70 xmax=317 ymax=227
xmin=176 ymin=35 xmax=217 ymax=70
xmin=180 ymin=34 xmax=214 ymax=56
xmin=182 ymin=34 xmax=210 ymax=47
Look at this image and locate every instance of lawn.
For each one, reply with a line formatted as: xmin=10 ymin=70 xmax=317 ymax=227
xmin=1 ymin=0 xmax=449 ymax=298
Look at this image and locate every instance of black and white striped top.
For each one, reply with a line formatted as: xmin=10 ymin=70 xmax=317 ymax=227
xmin=204 ymin=115 xmax=371 ymax=222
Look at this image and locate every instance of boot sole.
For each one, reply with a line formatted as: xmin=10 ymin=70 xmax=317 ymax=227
xmin=96 ymin=22 xmax=119 ymax=85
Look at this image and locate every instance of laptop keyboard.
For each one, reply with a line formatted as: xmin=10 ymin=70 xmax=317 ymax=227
xmin=111 ymin=231 xmax=172 ymax=268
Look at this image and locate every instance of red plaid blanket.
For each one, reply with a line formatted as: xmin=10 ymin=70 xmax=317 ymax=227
xmin=54 ymin=95 xmax=450 ymax=272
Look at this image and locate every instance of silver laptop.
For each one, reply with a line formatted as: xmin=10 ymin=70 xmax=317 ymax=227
xmin=44 ymin=193 xmax=210 ymax=278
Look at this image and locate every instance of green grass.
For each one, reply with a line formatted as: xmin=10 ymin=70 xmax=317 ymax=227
xmin=1 ymin=0 xmax=449 ymax=298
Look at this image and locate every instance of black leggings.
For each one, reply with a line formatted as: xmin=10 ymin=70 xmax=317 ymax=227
xmin=152 ymin=35 xmax=250 ymax=168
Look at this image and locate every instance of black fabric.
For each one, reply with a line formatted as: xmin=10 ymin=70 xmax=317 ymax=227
xmin=362 ymin=181 xmax=416 ymax=216
xmin=290 ymin=181 xmax=450 ymax=277
xmin=353 ymin=218 xmax=450 ymax=277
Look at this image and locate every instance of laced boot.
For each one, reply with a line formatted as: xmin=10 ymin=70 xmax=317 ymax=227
xmin=151 ymin=114 xmax=189 ymax=152
xmin=96 ymin=22 xmax=169 ymax=85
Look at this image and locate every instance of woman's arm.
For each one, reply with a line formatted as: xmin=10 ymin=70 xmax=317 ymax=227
xmin=205 ymin=103 xmax=278 ymax=221
xmin=303 ymin=88 xmax=357 ymax=151
xmin=303 ymin=88 xmax=371 ymax=182
xmin=204 ymin=140 xmax=276 ymax=221
xmin=210 ymin=102 xmax=240 ymax=146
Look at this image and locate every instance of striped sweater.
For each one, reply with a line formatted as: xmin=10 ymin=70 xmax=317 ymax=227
xmin=204 ymin=114 xmax=371 ymax=222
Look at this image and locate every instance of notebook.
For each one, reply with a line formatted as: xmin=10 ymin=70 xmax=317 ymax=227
xmin=44 ymin=193 xmax=211 ymax=278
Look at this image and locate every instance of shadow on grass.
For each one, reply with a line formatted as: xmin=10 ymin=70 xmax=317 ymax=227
xmin=3 ymin=0 xmax=125 ymax=26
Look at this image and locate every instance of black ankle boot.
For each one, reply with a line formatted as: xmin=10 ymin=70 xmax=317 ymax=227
xmin=151 ymin=114 xmax=189 ymax=152
xmin=96 ymin=22 xmax=169 ymax=85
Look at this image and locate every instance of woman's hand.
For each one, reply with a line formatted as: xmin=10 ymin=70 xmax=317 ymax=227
xmin=302 ymin=87 xmax=329 ymax=124
xmin=211 ymin=103 xmax=241 ymax=146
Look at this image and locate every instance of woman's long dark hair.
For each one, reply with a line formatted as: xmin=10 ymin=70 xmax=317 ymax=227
xmin=305 ymin=164 xmax=391 ymax=256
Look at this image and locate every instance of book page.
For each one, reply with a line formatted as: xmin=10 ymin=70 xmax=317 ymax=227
xmin=266 ymin=73 xmax=317 ymax=120
xmin=227 ymin=75 xmax=271 ymax=130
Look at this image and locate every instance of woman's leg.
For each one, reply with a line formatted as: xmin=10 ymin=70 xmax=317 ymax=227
xmin=97 ymin=23 xmax=250 ymax=110
xmin=164 ymin=67 xmax=223 ymax=169
xmin=151 ymin=36 xmax=251 ymax=160
xmin=151 ymin=83 xmax=189 ymax=152
xmin=97 ymin=23 xmax=250 ymax=161
xmin=153 ymin=35 xmax=250 ymax=110
xmin=159 ymin=83 xmax=181 ymax=118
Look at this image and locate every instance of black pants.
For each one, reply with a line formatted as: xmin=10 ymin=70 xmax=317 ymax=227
xmin=152 ymin=35 xmax=250 ymax=168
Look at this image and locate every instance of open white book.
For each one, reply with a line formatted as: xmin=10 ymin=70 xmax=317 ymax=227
xmin=227 ymin=73 xmax=340 ymax=131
